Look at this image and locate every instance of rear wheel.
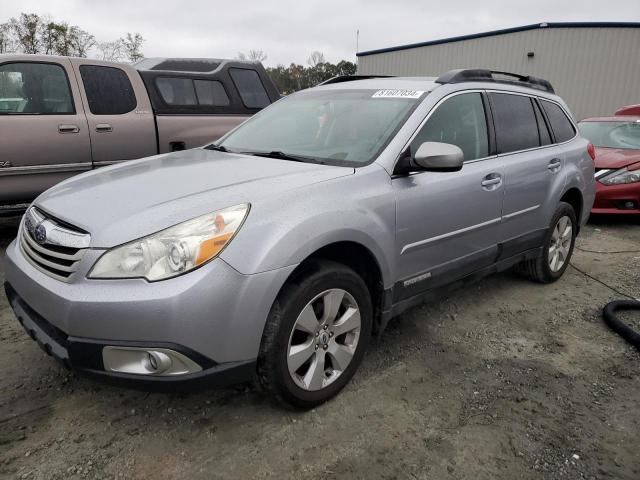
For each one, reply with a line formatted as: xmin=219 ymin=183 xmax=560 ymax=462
xmin=257 ymin=260 xmax=372 ymax=409
xmin=516 ymin=202 xmax=577 ymax=283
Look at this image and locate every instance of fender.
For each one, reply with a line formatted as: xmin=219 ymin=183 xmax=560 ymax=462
xmin=220 ymin=165 xmax=397 ymax=288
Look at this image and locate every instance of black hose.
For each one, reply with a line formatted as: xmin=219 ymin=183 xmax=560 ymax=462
xmin=602 ymin=300 xmax=640 ymax=349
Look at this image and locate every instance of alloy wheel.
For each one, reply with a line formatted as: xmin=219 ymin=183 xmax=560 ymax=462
xmin=287 ymin=289 xmax=361 ymax=391
xmin=548 ymin=215 xmax=573 ymax=272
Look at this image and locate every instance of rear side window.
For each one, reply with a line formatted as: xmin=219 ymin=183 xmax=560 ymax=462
xmin=229 ymin=68 xmax=270 ymax=109
xmin=0 ymin=62 xmax=74 ymax=114
xmin=490 ymin=93 xmax=539 ymax=154
xmin=156 ymin=77 xmax=197 ymax=105
xmin=79 ymin=65 xmax=136 ymax=115
xmin=194 ymin=80 xmax=230 ymax=106
xmin=533 ymin=100 xmax=552 ymax=146
xmin=411 ymin=92 xmax=488 ymax=162
xmin=156 ymin=78 xmax=230 ymax=107
xmin=541 ymin=100 xmax=576 ymax=143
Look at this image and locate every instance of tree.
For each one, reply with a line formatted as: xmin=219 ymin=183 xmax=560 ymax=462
xmin=266 ymin=57 xmax=358 ymax=94
xmin=236 ymin=50 xmax=267 ymax=62
xmin=0 ymin=23 xmax=15 ymax=53
xmin=307 ymin=51 xmax=325 ymax=67
xmin=96 ymin=40 xmax=125 ymax=62
xmin=121 ymin=32 xmax=144 ymax=62
xmin=248 ymin=49 xmax=267 ymax=62
xmin=71 ymin=27 xmax=95 ymax=57
xmin=10 ymin=13 xmax=42 ymax=54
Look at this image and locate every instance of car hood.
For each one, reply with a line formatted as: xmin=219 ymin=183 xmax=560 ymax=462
xmin=34 ymin=149 xmax=354 ymax=247
xmin=594 ymin=147 xmax=640 ymax=170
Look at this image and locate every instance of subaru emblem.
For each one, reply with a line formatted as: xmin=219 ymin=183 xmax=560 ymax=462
xmin=34 ymin=223 xmax=47 ymax=244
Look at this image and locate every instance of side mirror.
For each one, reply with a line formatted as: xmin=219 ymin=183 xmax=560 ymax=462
xmin=412 ymin=142 xmax=464 ymax=172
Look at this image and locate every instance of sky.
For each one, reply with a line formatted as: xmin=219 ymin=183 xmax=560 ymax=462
xmin=1 ymin=0 xmax=639 ymax=66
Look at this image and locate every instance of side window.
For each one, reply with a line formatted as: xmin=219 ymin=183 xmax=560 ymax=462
xmin=229 ymin=68 xmax=270 ymax=109
xmin=410 ymin=92 xmax=488 ymax=162
xmin=533 ymin=100 xmax=552 ymax=146
xmin=156 ymin=77 xmax=197 ymax=106
xmin=489 ymin=93 xmax=539 ymax=154
xmin=79 ymin=65 xmax=136 ymax=115
xmin=541 ymin=100 xmax=576 ymax=143
xmin=194 ymin=80 xmax=230 ymax=106
xmin=0 ymin=62 xmax=74 ymax=114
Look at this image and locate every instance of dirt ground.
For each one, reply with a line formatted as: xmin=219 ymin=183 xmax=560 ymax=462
xmin=0 ymin=215 xmax=638 ymax=480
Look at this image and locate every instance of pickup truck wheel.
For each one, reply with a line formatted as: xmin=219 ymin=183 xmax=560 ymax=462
xmin=515 ymin=201 xmax=577 ymax=283
xmin=257 ymin=260 xmax=372 ymax=409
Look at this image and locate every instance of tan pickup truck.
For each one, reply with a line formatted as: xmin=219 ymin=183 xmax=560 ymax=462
xmin=0 ymin=55 xmax=280 ymax=212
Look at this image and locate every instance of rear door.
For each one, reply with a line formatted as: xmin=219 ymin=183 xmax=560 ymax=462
xmin=490 ymin=92 xmax=562 ymax=256
xmin=393 ymin=91 xmax=504 ymax=299
xmin=70 ymin=59 xmax=156 ymax=166
xmin=0 ymin=58 xmax=91 ymax=203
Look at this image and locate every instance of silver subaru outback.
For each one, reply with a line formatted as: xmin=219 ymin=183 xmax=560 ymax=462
xmin=4 ymin=70 xmax=596 ymax=408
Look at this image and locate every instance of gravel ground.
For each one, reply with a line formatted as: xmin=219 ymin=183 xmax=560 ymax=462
xmin=0 ymin=215 xmax=639 ymax=480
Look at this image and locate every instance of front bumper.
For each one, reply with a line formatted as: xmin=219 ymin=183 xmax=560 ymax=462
xmin=591 ymin=181 xmax=640 ymax=215
xmin=5 ymin=282 xmax=255 ymax=389
xmin=4 ymin=238 xmax=296 ymax=386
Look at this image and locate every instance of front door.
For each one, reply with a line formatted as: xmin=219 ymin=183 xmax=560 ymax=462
xmin=393 ymin=91 xmax=504 ymax=300
xmin=0 ymin=59 xmax=91 ymax=203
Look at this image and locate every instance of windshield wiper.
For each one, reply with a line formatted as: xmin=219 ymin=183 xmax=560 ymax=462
xmin=247 ymin=151 xmax=323 ymax=164
xmin=206 ymin=144 xmax=229 ymax=152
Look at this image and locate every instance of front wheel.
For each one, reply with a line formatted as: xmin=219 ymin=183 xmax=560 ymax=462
xmin=516 ymin=202 xmax=577 ymax=283
xmin=257 ymin=260 xmax=372 ymax=409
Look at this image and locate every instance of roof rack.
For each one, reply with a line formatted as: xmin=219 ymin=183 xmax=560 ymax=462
xmin=318 ymin=75 xmax=394 ymax=86
xmin=435 ymin=69 xmax=555 ymax=94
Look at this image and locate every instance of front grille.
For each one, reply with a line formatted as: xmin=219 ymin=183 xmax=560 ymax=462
xmin=20 ymin=208 xmax=90 ymax=281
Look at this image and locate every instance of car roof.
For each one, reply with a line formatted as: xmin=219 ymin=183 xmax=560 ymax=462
xmin=315 ymin=77 xmax=439 ymax=91
xmin=313 ymin=76 xmax=562 ymax=101
xmin=580 ymin=116 xmax=640 ymax=122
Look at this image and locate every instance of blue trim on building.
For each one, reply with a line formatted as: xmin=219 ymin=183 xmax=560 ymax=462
xmin=356 ymin=22 xmax=640 ymax=57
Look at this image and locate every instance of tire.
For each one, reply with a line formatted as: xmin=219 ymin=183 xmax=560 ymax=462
xmin=516 ymin=201 xmax=577 ymax=283
xmin=257 ymin=259 xmax=373 ymax=409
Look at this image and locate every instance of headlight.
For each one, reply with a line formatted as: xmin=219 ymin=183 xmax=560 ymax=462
xmin=599 ymin=167 xmax=640 ymax=185
xmin=89 ymin=204 xmax=249 ymax=281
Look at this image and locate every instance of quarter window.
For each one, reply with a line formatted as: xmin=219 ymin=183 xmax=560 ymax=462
xmin=0 ymin=62 xmax=74 ymax=114
xmin=410 ymin=92 xmax=489 ymax=162
xmin=229 ymin=68 xmax=270 ymax=109
xmin=541 ymin=100 xmax=576 ymax=143
xmin=79 ymin=65 xmax=137 ymax=115
xmin=533 ymin=100 xmax=552 ymax=146
xmin=490 ymin=93 xmax=539 ymax=154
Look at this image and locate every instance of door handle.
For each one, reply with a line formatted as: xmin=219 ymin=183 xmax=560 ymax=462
xmin=481 ymin=173 xmax=502 ymax=189
xmin=58 ymin=124 xmax=79 ymax=134
xmin=95 ymin=123 xmax=113 ymax=133
xmin=548 ymin=158 xmax=562 ymax=172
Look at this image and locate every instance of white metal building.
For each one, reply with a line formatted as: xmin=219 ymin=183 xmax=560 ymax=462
xmin=356 ymin=22 xmax=640 ymax=120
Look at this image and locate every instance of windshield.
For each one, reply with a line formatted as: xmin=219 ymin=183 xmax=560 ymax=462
xmin=212 ymin=88 xmax=424 ymax=166
xmin=579 ymin=121 xmax=640 ymax=150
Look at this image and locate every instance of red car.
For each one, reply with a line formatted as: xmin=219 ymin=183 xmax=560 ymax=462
xmin=579 ymin=105 xmax=640 ymax=215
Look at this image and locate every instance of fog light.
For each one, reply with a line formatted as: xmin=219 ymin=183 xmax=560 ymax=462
xmin=102 ymin=346 xmax=202 ymax=376
xmin=143 ymin=351 xmax=172 ymax=374
xmin=615 ymin=200 xmax=638 ymax=210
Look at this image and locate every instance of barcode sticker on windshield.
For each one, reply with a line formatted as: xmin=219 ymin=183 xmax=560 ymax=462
xmin=372 ymin=89 xmax=424 ymax=99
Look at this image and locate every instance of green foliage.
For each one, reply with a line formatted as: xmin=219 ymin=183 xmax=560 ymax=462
xmin=121 ymin=33 xmax=144 ymax=62
xmin=267 ymin=59 xmax=357 ymax=94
